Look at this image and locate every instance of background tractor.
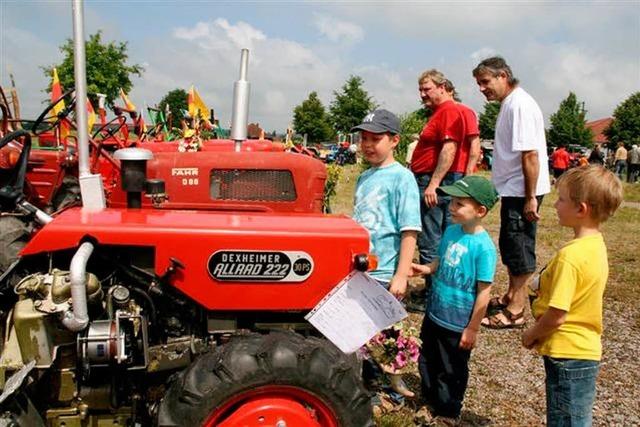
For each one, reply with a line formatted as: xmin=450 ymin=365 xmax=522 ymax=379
xmin=0 ymin=3 xmax=375 ymax=426
xmin=0 ymin=86 xmax=326 ymax=215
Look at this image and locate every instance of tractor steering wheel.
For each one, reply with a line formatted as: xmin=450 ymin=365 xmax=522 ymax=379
xmin=0 ymin=129 xmax=32 ymax=209
xmin=91 ymin=116 xmax=127 ymax=142
xmin=31 ymin=89 xmax=76 ymax=135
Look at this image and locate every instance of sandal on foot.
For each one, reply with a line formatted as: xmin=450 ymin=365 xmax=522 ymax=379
xmin=487 ymin=296 xmax=508 ymax=314
xmin=481 ymin=308 xmax=525 ymax=329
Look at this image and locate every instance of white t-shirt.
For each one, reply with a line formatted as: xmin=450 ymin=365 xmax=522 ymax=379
xmin=493 ymin=87 xmax=551 ymax=197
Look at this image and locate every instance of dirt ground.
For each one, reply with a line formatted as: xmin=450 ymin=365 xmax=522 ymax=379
xmin=332 ymin=165 xmax=640 ymax=426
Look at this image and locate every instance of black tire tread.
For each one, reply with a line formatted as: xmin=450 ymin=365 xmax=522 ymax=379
xmin=157 ymin=330 xmax=373 ymax=427
xmin=0 ymin=216 xmax=30 ymax=273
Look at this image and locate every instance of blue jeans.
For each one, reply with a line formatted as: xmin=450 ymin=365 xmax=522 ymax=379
xmin=414 ymin=172 xmax=463 ymax=264
xmin=614 ymin=160 xmax=626 ymax=178
xmin=544 ymin=357 xmax=600 ymax=427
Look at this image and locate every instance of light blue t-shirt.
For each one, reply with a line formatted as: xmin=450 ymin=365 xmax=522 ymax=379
xmin=428 ymin=224 xmax=497 ymax=332
xmin=353 ymin=162 xmax=422 ymax=282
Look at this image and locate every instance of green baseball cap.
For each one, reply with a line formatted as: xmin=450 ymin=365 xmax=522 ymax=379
xmin=437 ymin=175 xmax=499 ymax=210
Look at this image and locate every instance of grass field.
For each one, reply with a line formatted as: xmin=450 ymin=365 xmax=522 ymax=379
xmin=330 ymin=164 xmax=640 ymax=426
xmin=622 ymin=181 xmax=640 ymax=203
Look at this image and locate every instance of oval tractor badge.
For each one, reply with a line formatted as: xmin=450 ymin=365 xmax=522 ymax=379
xmin=208 ymin=250 xmax=314 ymax=282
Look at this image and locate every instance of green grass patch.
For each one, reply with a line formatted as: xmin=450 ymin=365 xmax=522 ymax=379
xmin=623 ymin=182 xmax=640 ymax=203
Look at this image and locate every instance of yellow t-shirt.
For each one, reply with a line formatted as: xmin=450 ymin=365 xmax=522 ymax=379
xmin=531 ymin=233 xmax=608 ymax=361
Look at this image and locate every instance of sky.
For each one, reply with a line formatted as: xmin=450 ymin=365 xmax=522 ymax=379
xmin=1 ymin=1 xmax=639 ymax=132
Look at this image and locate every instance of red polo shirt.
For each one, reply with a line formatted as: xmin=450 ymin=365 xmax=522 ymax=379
xmin=451 ymin=103 xmax=479 ymax=173
xmin=410 ymin=100 xmax=465 ymax=174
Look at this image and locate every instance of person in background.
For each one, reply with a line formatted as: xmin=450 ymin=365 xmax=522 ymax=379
xmin=408 ymin=78 xmax=480 ymax=314
xmin=472 ymin=56 xmax=551 ymax=328
xmin=627 ymin=144 xmax=639 ymax=183
xmin=588 ymin=145 xmax=604 ymax=165
xmin=614 ymin=142 xmax=627 ymax=178
xmin=551 ymin=143 xmax=571 ymax=181
xmin=578 ymin=154 xmax=589 ymax=167
xmin=524 ymin=166 xmax=623 ymax=427
xmin=444 ymin=79 xmax=481 ymax=176
xmin=407 ymin=70 xmax=466 ymax=314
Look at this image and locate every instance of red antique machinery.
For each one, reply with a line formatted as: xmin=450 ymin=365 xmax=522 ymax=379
xmin=0 ymin=2 xmax=374 ymax=426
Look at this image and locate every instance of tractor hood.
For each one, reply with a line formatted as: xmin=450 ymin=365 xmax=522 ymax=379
xmin=21 ymin=208 xmax=370 ymax=311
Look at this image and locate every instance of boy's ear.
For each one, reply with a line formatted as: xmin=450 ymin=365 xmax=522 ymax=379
xmin=477 ymin=204 xmax=489 ymax=218
xmin=576 ymin=201 xmax=590 ymax=218
xmin=391 ymin=134 xmax=400 ymax=147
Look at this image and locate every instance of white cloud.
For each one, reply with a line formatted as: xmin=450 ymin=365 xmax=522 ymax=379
xmin=471 ymin=47 xmax=497 ymax=62
xmin=139 ymin=19 xmax=344 ymax=130
xmin=313 ymin=13 xmax=364 ymax=44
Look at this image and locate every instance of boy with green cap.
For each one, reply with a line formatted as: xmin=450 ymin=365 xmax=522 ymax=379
xmin=411 ymin=175 xmax=499 ymax=421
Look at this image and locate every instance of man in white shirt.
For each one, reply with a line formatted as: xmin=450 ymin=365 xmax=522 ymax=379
xmin=472 ymin=57 xmax=551 ymax=328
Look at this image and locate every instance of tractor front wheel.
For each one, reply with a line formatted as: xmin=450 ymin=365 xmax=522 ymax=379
xmin=157 ymin=330 xmax=373 ymax=427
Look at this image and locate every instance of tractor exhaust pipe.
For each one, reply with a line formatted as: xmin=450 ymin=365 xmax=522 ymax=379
xmin=72 ymin=0 xmax=105 ymax=210
xmin=62 ymin=241 xmax=94 ymax=332
xmin=230 ymin=48 xmax=250 ymax=152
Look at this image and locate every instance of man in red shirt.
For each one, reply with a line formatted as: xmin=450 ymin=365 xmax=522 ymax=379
xmin=444 ymin=79 xmax=481 ymax=176
xmin=551 ymin=144 xmax=571 ymax=179
xmin=410 ymin=69 xmax=466 ymax=273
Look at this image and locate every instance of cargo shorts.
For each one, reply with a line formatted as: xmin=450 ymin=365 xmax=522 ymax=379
xmin=499 ymin=196 xmax=543 ymax=276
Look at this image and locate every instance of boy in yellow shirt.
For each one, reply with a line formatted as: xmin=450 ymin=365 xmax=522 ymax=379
xmin=523 ymin=166 xmax=623 ymax=427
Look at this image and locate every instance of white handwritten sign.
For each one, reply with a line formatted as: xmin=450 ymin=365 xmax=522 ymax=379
xmin=305 ymin=271 xmax=407 ymax=353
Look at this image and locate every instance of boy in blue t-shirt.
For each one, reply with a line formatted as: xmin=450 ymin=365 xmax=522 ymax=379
xmin=411 ymin=175 xmax=499 ymax=421
xmin=352 ymin=109 xmax=422 ymax=299
xmin=351 ymin=109 xmax=421 ymax=401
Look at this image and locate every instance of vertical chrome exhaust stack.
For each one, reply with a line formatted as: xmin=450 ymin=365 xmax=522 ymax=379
xmin=230 ymin=49 xmax=250 ymax=152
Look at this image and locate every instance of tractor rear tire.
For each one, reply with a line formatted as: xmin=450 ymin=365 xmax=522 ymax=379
xmin=0 ymin=216 xmax=30 ymax=274
xmin=157 ymin=330 xmax=373 ymax=427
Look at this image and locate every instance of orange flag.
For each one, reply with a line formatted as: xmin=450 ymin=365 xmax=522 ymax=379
xmin=50 ymin=68 xmax=70 ymax=141
xmin=120 ymin=88 xmax=136 ymax=111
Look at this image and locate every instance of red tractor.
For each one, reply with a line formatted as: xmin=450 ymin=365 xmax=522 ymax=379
xmin=0 ymin=25 xmax=374 ymax=427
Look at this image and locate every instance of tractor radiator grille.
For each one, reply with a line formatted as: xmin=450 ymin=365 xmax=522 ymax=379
xmin=210 ymin=169 xmax=297 ymax=201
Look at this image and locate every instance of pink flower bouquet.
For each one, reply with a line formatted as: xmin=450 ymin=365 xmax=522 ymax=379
xmin=364 ymin=322 xmax=421 ymax=374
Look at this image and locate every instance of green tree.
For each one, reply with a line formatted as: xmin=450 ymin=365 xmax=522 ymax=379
xmin=605 ymin=92 xmax=640 ymax=147
xmin=43 ymin=31 xmax=143 ymax=107
xmin=547 ymin=92 xmax=593 ymax=148
xmin=329 ymin=75 xmax=376 ymax=134
xmin=292 ymin=92 xmax=334 ymax=143
xmin=478 ymin=101 xmax=500 ymax=140
xmin=397 ymin=108 xmax=429 ymax=165
xmin=158 ymin=88 xmax=188 ymax=126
